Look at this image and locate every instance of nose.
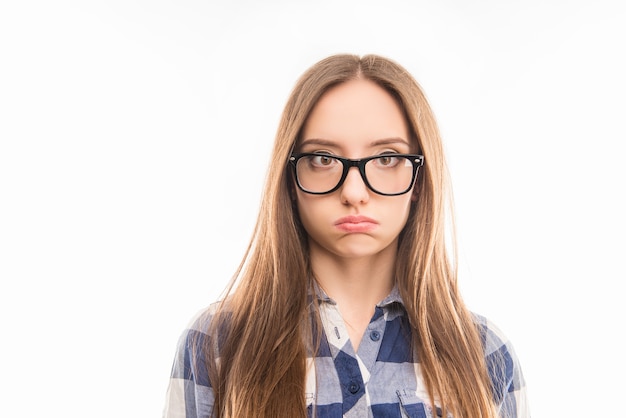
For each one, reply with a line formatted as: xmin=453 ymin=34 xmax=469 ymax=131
xmin=339 ymin=166 xmax=370 ymax=205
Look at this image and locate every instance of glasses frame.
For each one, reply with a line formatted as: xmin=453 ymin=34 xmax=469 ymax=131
xmin=289 ymin=152 xmax=425 ymax=196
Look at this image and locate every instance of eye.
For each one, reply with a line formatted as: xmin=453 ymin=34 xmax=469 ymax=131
xmin=303 ymin=153 xmax=341 ymax=169
xmin=311 ymin=154 xmax=335 ymax=166
xmin=374 ymin=155 xmax=401 ymax=167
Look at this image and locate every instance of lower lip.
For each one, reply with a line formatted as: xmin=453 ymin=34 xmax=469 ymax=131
xmin=335 ymin=222 xmax=378 ymax=233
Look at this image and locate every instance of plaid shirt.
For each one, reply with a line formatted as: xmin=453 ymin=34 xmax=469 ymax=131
xmin=163 ymin=287 xmax=529 ymax=417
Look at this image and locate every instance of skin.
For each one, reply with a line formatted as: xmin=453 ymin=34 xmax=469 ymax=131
xmin=295 ymin=78 xmax=415 ymax=350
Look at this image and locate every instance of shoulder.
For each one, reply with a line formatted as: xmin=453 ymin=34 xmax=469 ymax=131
xmin=164 ymin=305 xmax=223 ymax=418
xmin=186 ymin=302 xmax=220 ymax=335
xmin=472 ymin=313 xmax=515 ymax=357
xmin=472 ymin=313 xmax=530 ymax=417
xmin=171 ymin=302 xmax=227 ymax=372
xmin=176 ymin=301 xmax=228 ymax=353
xmin=472 ymin=313 xmax=520 ymax=375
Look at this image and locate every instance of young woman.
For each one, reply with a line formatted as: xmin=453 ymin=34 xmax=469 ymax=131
xmin=163 ymin=54 xmax=529 ymax=418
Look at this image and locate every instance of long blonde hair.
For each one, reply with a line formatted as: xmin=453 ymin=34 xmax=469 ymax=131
xmin=200 ymin=54 xmax=497 ymax=417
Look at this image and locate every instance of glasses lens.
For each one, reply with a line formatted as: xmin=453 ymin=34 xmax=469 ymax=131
xmin=365 ymin=156 xmax=414 ymax=194
xmin=295 ymin=154 xmax=343 ymax=193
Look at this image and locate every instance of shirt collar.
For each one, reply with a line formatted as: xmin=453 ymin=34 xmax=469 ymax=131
xmin=312 ymin=281 xmax=405 ymax=308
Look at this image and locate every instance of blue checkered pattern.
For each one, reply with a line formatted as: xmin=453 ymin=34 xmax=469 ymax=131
xmin=163 ymin=288 xmax=529 ymax=417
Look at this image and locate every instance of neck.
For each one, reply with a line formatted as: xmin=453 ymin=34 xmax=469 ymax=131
xmin=309 ymin=243 xmax=397 ymax=308
xmin=309 ymin=241 xmax=397 ymax=351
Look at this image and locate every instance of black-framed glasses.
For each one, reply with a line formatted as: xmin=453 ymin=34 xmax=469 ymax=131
xmin=289 ymin=153 xmax=425 ymax=196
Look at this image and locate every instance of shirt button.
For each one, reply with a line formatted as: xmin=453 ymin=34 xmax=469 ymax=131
xmin=348 ymin=381 xmax=360 ymax=394
xmin=370 ymin=330 xmax=381 ymax=341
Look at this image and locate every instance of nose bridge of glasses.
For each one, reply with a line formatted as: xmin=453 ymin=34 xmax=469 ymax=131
xmin=341 ymin=158 xmax=369 ymax=189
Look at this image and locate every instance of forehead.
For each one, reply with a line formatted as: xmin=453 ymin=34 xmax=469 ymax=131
xmin=301 ymin=79 xmax=411 ymax=152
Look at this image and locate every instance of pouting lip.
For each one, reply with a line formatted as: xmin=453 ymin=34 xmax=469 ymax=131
xmin=334 ymin=215 xmax=378 ymax=225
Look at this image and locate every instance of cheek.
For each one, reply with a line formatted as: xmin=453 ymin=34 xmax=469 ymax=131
xmin=388 ymin=197 xmax=413 ymax=229
xmin=294 ymin=193 xmax=321 ymax=234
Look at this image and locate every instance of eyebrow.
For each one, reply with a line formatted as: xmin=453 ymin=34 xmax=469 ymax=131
xmin=300 ymin=137 xmax=411 ymax=148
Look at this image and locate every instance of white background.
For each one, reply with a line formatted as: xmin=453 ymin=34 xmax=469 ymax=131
xmin=1 ymin=1 xmax=624 ymax=417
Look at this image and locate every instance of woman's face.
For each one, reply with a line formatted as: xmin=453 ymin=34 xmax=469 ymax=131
xmin=295 ymin=78 xmax=415 ymax=261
